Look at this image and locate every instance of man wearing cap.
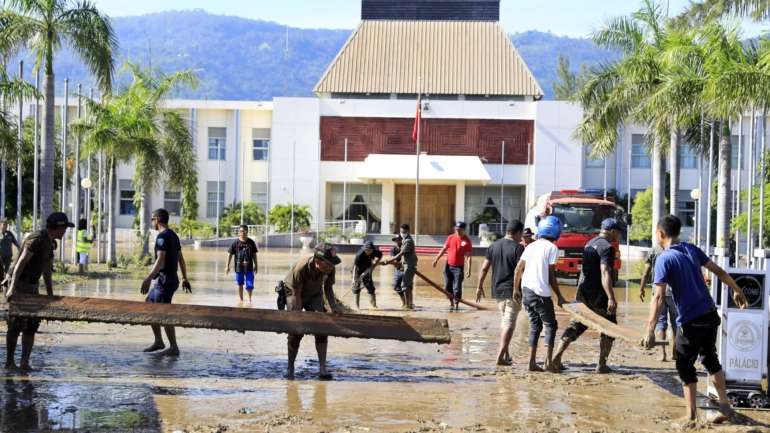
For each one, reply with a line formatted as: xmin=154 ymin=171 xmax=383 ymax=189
xmin=552 ymin=218 xmax=622 ymax=374
xmin=284 ymin=243 xmax=343 ymax=380
xmin=476 ymin=220 xmax=526 ymax=366
xmin=0 ymin=218 xmax=19 ymax=281
xmin=521 ymin=228 xmax=534 ymax=247
xmin=4 ymin=212 xmax=73 ymax=371
xmin=387 ymin=224 xmax=418 ymax=310
xmin=351 ymin=240 xmax=382 ymax=309
xmin=433 ymin=221 xmax=473 ymax=311
xmin=389 ymin=235 xmax=407 ymax=308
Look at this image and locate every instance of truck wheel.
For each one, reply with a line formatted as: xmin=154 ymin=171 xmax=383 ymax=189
xmin=749 ymin=394 xmax=766 ymax=409
xmin=727 ymin=393 xmax=740 ymax=407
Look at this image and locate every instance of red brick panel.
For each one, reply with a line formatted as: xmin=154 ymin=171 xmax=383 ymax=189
xmin=320 ymin=117 xmax=534 ymax=164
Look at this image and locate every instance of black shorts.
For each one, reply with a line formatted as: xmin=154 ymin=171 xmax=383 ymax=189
xmin=145 ymin=275 xmax=179 ymax=304
xmin=675 ymin=310 xmax=722 ymax=384
xmin=7 ymin=316 xmax=41 ymax=333
xmin=562 ymin=300 xmax=616 ymax=342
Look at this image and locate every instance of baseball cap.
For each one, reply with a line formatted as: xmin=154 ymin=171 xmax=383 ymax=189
xmin=363 ymin=240 xmax=375 ymax=249
xmin=523 ymin=228 xmax=534 ymax=237
xmin=391 ymin=235 xmax=401 ymax=242
xmin=601 ymin=218 xmax=622 ymax=231
xmin=47 ymin=212 xmax=75 ymax=229
xmin=455 ymin=221 xmax=467 ymax=229
xmin=314 ymin=243 xmax=342 ymax=265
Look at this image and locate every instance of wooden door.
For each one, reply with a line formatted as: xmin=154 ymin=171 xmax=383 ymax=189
xmin=394 ymin=185 xmax=455 ymax=235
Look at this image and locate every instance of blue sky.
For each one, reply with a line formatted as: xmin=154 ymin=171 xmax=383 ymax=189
xmin=93 ymin=0 xmax=766 ymax=37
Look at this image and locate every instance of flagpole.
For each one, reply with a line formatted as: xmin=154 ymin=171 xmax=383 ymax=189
xmin=415 ymin=93 xmax=421 ymax=246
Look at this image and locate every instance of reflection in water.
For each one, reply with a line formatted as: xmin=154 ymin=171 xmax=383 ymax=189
xmin=1 ymin=378 xmax=51 ymax=431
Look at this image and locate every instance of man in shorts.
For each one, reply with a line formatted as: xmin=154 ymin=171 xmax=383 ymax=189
xmin=642 ymin=215 xmax=748 ymax=424
xmin=639 ymin=245 xmax=677 ymax=361
xmin=285 ymin=243 xmax=343 ymax=380
xmin=552 ymin=218 xmax=622 ymax=374
xmin=389 ymin=235 xmax=407 ymax=308
xmin=226 ymin=225 xmax=259 ymax=303
xmin=433 ymin=221 xmax=473 ymax=311
xmin=140 ymin=208 xmax=192 ymax=357
xmin=352 ymin=241 xmax=382 ymax=309
xmin=476 ymin=220 xmax=525 ymax=366
xmin=387 ymin=224 xmax=418 ymax=310
xmin=4 ymin=212 xmax=73 ymax=371
xmin=0 ymin=218 xmax=19 ymax=280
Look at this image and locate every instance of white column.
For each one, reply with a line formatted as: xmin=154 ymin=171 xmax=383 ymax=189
xmin=381 ymin=181 xmax=395 ymax=234
xmin=455 ymin=182 xmax=465 ymax=222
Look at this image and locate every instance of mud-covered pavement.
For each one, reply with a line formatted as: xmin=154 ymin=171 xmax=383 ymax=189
xmin=1 ymin=249 xmax=769 ymax=432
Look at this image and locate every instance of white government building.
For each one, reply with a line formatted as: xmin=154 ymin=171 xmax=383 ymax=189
xmin=46 ymin=0 xmax=762 ymax=244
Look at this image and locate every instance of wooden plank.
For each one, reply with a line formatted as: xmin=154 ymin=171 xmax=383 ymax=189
xmin=415 ymin=270 xmax=491 ymax=311
xmin=4 ymin=294 xmax=451 ymax=344
xmin=562 ymin=302 xmax=667 ymax=346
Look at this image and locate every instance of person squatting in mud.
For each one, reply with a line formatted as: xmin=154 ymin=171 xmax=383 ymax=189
xmin=642 ymin=214 xmax=748 ymax=424
xmin=551 ymin=218 xmax=622 ymax=374
xmin=351 ymin=240 xmax=382 ymax=309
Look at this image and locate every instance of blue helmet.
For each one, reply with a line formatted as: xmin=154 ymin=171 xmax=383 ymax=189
xmin=537 ymin=215 xmax=562 ymax=241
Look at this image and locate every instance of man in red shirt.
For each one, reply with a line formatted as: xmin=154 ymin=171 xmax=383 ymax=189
xmin=433 ymin=221 xmax=473 ymax=311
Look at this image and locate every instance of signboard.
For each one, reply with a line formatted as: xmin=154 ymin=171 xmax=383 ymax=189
xmin=715 ymin=271 xmax=765 ymax=310
xmin=724 ymin=311 xmax=765 ymax=382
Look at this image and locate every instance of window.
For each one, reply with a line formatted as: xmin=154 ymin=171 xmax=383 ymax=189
xmin=464 ymin=186 xmax=523 ymax=235
xmin=585 ymin=152 xmax=605 ymax=168
xmin=730 ymin=135 xmax=745 ymax=169
xmin=250 ymin=182 xmax=268 ymax=209
xmin=164 ymin=190 xmax=182 ymax=216
xmin=252 ymin=128 xmax=270 ymax=161
xmin=676 ymin=197 xmax=695 ymax=227
xmin=631 ymin=134 xmax=651 ymax=168
xmin=328 ymin=183 xmax=383 ymax=233
xmin=208 ymin=127 xmax=226 ymax=160
xmin=679 ymin=143 xmax=698 ymax=169
xmin=119 ymin=180 xmax=136 ymax=215
xmin=206 ymin=181 xmax=226 ymax=218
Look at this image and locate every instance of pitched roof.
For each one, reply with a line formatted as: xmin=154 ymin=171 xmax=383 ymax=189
xmin=314 ymin=20 xmax=543 ymax=98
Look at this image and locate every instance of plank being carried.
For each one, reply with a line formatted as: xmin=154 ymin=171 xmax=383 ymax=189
xmin=415 ymin=270 xmax=490 ymax=311
xmin=561 ymin=302 xmax=667 ymax=346
xmin=0 ymin=294 xmax=451 ymax=344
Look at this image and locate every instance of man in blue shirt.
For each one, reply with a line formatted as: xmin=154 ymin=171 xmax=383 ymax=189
xmin=642 ymin=215 xmax=747 ymax=424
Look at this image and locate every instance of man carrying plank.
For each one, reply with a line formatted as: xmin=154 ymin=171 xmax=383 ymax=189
xmin=284 ymin=243 xmax=343 ymax=380
xmin=642 ymin=215 xmax=748 ymax=424
xmin=552 ymin=218 xmax=622 ymax=374
xmin=4 ymin=212 xmax=73 ymax=371
xmin=476 ymin=220 xmax=525 ymax=366
xmin=433 ymin=221 xmax=473 ymax=311
xmin=386 ymin=224 xmax=418 ymax=310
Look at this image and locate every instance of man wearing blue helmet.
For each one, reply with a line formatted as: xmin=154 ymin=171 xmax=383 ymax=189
xmin=552 ymin=218 xmax=622 ymax=374
xmin=513 ymin=215 xmax=567 ymax=373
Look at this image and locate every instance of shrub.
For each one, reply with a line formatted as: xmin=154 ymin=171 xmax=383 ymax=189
xmin=269 ymin=204 xmax=312 ymax=233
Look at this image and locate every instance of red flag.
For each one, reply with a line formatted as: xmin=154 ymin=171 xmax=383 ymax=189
xmin=412 ymin=95 xmax=421 ymax=143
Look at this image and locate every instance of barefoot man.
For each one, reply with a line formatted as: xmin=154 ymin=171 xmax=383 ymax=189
xmin=141 ymin=208 xmax=192 ymax=357
xmin=476 ymin=220 xmax=525 ymax=366
xmin=552 ymin=218 xmax=621 ymax=374
xmin=642 ymin=215 xmax=748 ymax=424
xmin=226 ymin=225 xmax=258 ymax=303
xmin=4 ymin=212 xmax=72 ymax=371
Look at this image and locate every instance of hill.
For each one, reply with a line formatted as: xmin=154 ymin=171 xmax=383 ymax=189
xmin=15 ymin=10 xmax=616 ymax=100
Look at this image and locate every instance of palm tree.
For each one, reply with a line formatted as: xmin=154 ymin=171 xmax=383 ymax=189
xmin=575 ymin=0 xmax=670 ymax=240
xmin=678 ymin=0 xmax=770 ymax=23
xmin=0 ymin=0 xmax=116 ymax=223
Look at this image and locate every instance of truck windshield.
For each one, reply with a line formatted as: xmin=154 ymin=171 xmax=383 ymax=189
xmin=551 ymin=204 xmax=620 ymax=234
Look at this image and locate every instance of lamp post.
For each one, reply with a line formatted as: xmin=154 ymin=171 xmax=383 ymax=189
xmin=691 ymin=188 xmax=701 ymax=246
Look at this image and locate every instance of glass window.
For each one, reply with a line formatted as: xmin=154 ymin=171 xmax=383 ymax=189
xmin=730 ymin=135 xmax=744 ymax=169
xmin=328 ymin=183 xmax=383 ymax=233
xmin=164 ymin=190 xmax=182 ymax=216
xmin=206 ymin=181 xmax=226 ymax=218
xmin=676 ymin=197 xmax=695 ymax=227
xmin=119 ymin=180 xmax=136 ymax=215
xmin=585 ymin=153 xmax=605 ymax=168
xmin=631 ymin=134 xmax=651 ymax=168
xmin=464 ymin=186 xmax=523 ymax=235
xmin=208 ymin=127 xmax=226 ymax=160
xmin=252 ymin=128 xmax=270 ymax=161
xmin=250 ymin=182 xmax=269 ymax=209
xmin=679 ymin=143 xmax=698 ymax=169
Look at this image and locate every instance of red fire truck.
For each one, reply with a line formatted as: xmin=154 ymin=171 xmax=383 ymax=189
xmin=524 ymin=190 xmax=624 ymax=281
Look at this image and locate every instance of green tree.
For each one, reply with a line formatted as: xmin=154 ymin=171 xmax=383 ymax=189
xmin=552 ymin=55 xmax=591 ymax=100
xmin=269 ymin=204 xmax=312 ymax=233
xmin=0 ymin=0 xmax=117 ymax=225
xmin=630 ymin=188 xmax=654 ymax=242
xmin=219 ymin=202 xmax=266 ymax=233
xmin=678 ymin=0 xmax=770 ymax=23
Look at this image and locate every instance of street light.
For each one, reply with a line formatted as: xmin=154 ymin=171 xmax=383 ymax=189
xmin=81 ymin=177 xmax=93 ymax=190
xmin=691 ymin=188 xmax=701 ymax=246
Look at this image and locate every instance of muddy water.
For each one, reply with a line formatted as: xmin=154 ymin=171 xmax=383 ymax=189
xmin=1 ymin=248 xmax=769 ymax=432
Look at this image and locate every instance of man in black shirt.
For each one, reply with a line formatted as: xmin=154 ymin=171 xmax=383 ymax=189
xmin=476 ymin=220 xmax=525 ymax=366
xmin=352 ymin=241 xmax=382 ymax=309
xmin=389 ymin=235 xmax=407 ymax=308
xmin=140 ymin=208 xmax=191 ymax=357
xmin=226 ymin=225 xmax=259 ymax=303
xmin=552 ymin=218 xmax=621 ymax=373
xmin=0 ymin=218 xmax=19 ymax=280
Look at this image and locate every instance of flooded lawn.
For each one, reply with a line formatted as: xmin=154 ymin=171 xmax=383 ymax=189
xmin=1 ymin=248 xmax=768 ymax=432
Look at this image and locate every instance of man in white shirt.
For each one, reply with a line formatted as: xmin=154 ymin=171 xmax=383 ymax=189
xmin=514 ymin=216 xmax=567 ymax=373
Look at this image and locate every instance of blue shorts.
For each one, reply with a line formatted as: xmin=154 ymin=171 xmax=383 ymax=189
xmin=235 ymin=271 xmax=255 ymax=291
xmin=145 ymin=276 xmax=178 ymax=304
xmin=393 ymin=269 xmax=405 ymax=293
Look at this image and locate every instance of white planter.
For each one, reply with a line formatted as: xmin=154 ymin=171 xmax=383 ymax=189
xmin=480 ymin=238 xmax=491 ymax=247
xmin=349 ymin=237 xmax=364 ymax=245
xmin=299 ymin=236 xmax=314 ymax=251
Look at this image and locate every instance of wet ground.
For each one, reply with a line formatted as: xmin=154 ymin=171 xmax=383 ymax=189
xmin=1 ymin=248 xmax=769 ymax=432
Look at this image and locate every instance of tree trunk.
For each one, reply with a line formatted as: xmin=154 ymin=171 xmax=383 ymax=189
xmin=670 ymin=127 xmax=681 ymax=215
xmin=716 ymin=122 xmax=733 ymax=251
xmin=107 ymin=156 xmax=117 ymax=267
xmin=40 ymin=73 xmax=56 ymax=219
xmin=651 ymin=138 xmax=666 ymax=241
xmin=139 ymin=180 xmax=150 ymax=257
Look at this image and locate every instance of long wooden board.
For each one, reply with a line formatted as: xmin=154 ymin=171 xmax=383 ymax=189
xmin=415 ymin=270 xmax=490 ymax=311
xmin=0 ymin=294 xmax=450 ymax=344
xmin=562 ymin=302 xmax=667 ymax=346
